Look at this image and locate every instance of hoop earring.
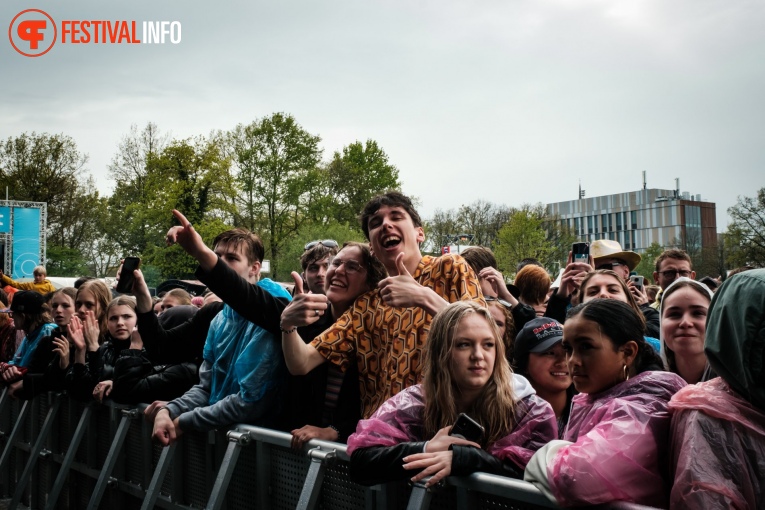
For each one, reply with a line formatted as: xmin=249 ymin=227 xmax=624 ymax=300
xmin=623 ymin=363 xmax=630 ymax=382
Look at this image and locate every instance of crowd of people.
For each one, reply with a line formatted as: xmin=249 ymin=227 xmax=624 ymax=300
xmin=0 ymin=191 xmax=762 ymax=509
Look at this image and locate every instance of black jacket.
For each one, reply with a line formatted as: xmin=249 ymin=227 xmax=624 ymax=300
xmin=111 ymin=349 xmax=198 ymax=404
xmin=64 ymin=335 xmax=130 ymax=401
xmin=349 ymin=444 xmax=522 ymax=486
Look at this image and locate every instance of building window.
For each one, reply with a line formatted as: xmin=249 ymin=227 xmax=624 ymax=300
xmin=588 ymin=216 xmax=593 ymax=234
xmin=631 ymin=211 xmax=637 ymax=230
xmin=616 ymin=213 xmax=622 ymax=231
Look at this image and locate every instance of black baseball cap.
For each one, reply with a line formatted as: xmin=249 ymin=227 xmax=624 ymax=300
xmin=0 ymin=290 xmax=46 ymax=314
xmin=514 ymin=317 xmax=564 ymax=361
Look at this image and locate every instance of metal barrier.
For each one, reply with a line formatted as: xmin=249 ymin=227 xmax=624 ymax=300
xmin=0 ymin=392 xmax=662 ymax=510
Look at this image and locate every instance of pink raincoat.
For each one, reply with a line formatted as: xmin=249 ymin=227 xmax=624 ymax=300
xmin=669 ymin=377 xmax=765 ymax=510
xmin=548 ymin=371 xmax=686 ymax=507
xmin=347 ymin=374 xmax=556 ymax=470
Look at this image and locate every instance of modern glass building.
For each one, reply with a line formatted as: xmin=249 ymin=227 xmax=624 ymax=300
xmin=546 ymin=188 xmax=717 ymax=254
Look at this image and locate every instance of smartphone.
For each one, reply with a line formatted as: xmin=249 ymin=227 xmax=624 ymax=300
xmin=449 ymin=413 xmax=484 ymax=443
xmin=572 ymin=242 xmax=589 ymax=263
xmin=116 ymin=257 xmax=141 ymax=294
xmin=630 ymin=275 xmax=645 ymax=292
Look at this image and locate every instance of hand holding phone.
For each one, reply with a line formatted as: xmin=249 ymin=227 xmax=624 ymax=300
xmin=116 ymin=257 xmax=141 ymax=294
xmin=449 ymin=413 xmax=484 ymax=444
xmin=572 ymin=242 xmax=589 ymax=263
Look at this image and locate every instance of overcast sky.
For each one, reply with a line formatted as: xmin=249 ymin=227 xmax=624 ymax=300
xmin=2 ymin=0 xmax=763 ymax=231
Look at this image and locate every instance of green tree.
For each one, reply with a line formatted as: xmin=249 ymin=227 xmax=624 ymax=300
xmin=273 ymin=221 xmax=367 ymax=280
xmin=725 ymin=188 xmax=765 ymax=268
xmin=634 ymin=242 xmax=665 ymax=283
xmin=322 ymin=140 xmax=401 ymax=225
xmin=424 ymin=208 xmax=463 ymax=255
xmin=136 ymin=137 xmax=235 ymax=278
xmin=457 ymin=200 xmax=512 ymax=248
xmin=493 ymin=207 xmax=553 ymax=276
xmin=107 ymin=123 xmax=169 ymax=255
xmin=0 ymin=132 xmax=104 ymax=275
xmin=226 ymin=113 xmax=323 ymax=280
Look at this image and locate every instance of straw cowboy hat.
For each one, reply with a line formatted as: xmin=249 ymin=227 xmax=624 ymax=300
xmin=590 ymin=240 xmax=641 ymax=271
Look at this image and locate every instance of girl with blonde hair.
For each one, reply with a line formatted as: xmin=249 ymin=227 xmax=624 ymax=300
xmin=348 ymin=301 xmax=556 ymax=487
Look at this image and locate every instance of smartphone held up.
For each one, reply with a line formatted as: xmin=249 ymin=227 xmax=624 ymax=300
xmin=116 ymin=257 xmax=141 ymax=294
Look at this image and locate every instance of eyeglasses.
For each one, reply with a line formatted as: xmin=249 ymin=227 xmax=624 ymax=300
xmin=304 ymin=239 xmax=339 ymax=251
xmin=597 ymin=262 xmax=626 ymax=271
xmin=658 ymin=269 xmax=692 ymax=279
xmin=485 ymin=297 xmax=513 ymax=309
xmin=329 ymin=258 xmax=366 ymax=274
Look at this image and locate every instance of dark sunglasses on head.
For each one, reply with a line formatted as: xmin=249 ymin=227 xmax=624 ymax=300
xmin=304 ymin=239 xmax=339 ymax=251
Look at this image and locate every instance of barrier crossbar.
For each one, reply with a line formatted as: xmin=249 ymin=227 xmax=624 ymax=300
xmin=0 ymin=392 xmax=662 ymax=510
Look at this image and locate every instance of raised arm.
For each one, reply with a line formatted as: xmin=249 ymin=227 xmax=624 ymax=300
xmin=279 ymin=273 xmax=328 ymax=375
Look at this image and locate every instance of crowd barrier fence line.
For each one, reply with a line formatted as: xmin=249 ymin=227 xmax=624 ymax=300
xmin=0 ymin=389 xmax=660 ymax=510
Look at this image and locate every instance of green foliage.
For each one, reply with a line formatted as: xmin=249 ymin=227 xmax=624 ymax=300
xmin=321 ymin=140 xmax=401 ymax=225
xmin=272 ymin=221 xmax=368 ymax=281
xmin=46 ymin=246 xmax=90 ymax=277
xmin=226 ymin=113 xmax=323 ymax=280
xmin=493 ymin=206 xmax=553 ymax=276
xmin=143 ymin=217 xmax=232 ymax=280
xmin=0 ymin=132 xmax=110 ymax=277
xmin=633 ymin=242 xmax=665 ymax=283
xmin=725 ymin=188 xmax=765 ymax=268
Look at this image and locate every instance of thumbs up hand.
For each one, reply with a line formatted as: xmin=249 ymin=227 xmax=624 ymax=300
xmin=280 ymin=272 xmax=329 ymax=331
xmin=378 ymin=253 xmax=426 ymax=308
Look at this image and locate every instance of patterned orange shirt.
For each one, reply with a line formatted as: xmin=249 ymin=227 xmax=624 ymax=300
xmin=310 ymin=254 xmax=485 ymax=418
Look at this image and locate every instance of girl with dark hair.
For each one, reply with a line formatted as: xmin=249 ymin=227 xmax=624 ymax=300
xmin=525 ymin=299 xmax=686 ymax=507
xmin=0 ymin=291 xmax=57 ymax=397
xmin=512 ymin=318 xmax=574 ymax=438
xmin=347 ymin=301 xmax=556 ymax=488
xmin=9 ymin=287 xmax=78 ymax=399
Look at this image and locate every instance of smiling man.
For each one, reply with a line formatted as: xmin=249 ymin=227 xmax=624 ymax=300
xmin=281 ymin=191 xmax=485 ymax=418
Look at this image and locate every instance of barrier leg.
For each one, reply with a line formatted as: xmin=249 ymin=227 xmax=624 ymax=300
xmin=85 ymin=408 xmax=141 ymax=510
xmin=296 ymin=447 xmax=336 ymax=510
xmin=204 ymin=430 xmax=251 ymax=510
xmin=255 ymin=439 xmax=271 ymax=510
xmin=0 ymin=387 xmax=8 ymax=422
xmin=44 ymin=405 xmax=92 ymax=510
xmin=0 ymin=399 xmax=30 ymax=493
xmin=406 ymin=480 xmax=433 ymax=510
xmin=139 ymin=442 xmax=178 ymax=510
xmin=9 ymin=394 xmax=62 ymax=510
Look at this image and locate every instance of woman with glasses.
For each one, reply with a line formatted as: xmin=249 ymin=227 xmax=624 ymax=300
xmin=280 ymin=241 xmax=387 ymax=448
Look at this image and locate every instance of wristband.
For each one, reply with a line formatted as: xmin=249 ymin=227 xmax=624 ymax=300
xmin=279 ymin=320 xmax=297 ymax=334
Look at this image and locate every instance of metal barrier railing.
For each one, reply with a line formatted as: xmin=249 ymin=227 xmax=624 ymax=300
xmin=0 ymin=392 xmax=661 ymax=510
